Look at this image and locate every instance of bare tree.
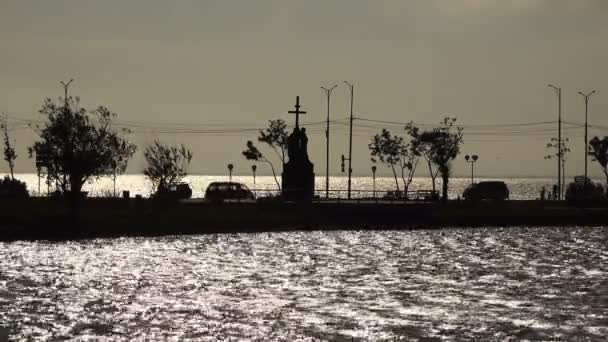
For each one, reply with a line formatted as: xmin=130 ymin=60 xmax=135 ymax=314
xmin=242 ymin=140 xmax=281 ymax=191
xmin=0 ymin=114 xmax=17 ymax=180
xmin=258 ymin=119 xmax=289 ymax=164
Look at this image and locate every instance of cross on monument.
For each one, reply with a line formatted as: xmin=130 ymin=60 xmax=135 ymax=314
xmin=288 ymin=96 xmax=307 ymax=129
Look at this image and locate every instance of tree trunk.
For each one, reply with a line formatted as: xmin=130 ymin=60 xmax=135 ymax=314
xmin=113 ymin=169 xmax=117 ymax=197
xmin=66 ymin=177 xmax=84 ymax=233
xmin=605 ymin=171 xmax=608 ymax=198
xmin=439 ymin=164 xmax=449 ymax=203
xmin=266 ymin=159 xmax=281 ymax=191
xmin=427 ymin=160 xmax=436 ymax=192
xmin=441 ymin=173 xmax=449 ymax=203
xmin=391 ymin=164 xmax=400 ymax=192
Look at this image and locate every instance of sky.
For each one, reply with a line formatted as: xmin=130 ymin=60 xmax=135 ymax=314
xmin=1 ymin=0 xmax=607 ymax=178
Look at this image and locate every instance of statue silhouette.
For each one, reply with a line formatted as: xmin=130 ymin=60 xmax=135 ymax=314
xmin=287 ymin=127 xmax=300 ymax=162
xmin=300 ymin=128 xmax=308 ymax=156
xmin=282 ymin=96 xmax=315 ymax=201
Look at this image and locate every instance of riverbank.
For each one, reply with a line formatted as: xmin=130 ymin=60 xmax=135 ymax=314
xmin=1 ymin=198 xmax=607 ymax=241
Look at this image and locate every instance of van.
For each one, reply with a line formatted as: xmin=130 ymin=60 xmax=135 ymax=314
xmin=463 ymin=181 xmax=509 ymax=201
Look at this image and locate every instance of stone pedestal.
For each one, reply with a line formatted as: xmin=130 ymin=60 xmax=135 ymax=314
xmin=282 ymin=159 xmax=314 ymax=201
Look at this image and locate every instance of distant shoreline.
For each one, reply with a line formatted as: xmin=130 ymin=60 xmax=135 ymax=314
xmin=1 ymin=198 xmax=606 ymax=242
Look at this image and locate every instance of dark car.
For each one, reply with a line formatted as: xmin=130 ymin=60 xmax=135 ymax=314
xmin=463 ymin=181 xmax=509 ymax=201
xmin=204 ymin=182 xmax=255 ymax=202
xmin=153 ymin=182 xmax=192 ymax=200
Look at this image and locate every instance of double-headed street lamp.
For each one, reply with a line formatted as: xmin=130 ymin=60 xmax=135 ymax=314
xmin=464 ymin=154 xmax=479 ymax=185
xmin=578 ymin=90 xmax=596 ymax=184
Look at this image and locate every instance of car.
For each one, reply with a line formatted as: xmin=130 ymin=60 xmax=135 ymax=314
xmin=153 ymin=182 xmax=192 ymax=200
xmin=204 ymin=182 xmax=255 ymax=202
xmin=463 ymin=181 xmax=509 ymax=201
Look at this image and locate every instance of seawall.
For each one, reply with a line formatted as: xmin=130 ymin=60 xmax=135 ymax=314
xmin=0 ymin=198 xmax=607 ymax=241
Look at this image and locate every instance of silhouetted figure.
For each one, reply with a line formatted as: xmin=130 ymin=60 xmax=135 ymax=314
xmin=540 ymin=187 xmax=546 ymax=201
xmin=300 ymin=128 xmax=308 ymax=155
xmin=552 ymin=184 xmax=558 ymax=200
xmin=287 ymin=127 xmax=300 ymax=162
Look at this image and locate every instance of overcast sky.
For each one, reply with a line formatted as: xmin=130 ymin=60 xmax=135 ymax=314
xmin=1 ymin=0 xmax=607 ymax=178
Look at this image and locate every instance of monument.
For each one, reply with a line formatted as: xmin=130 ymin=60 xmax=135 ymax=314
xmin=282 ymin=96 xmax=315 ymax=201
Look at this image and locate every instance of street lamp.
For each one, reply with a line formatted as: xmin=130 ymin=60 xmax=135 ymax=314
xmin=578 ymin=90 xmax=596 ymax=185
xmin=251 ymin=164 xmax=257 ymax=184
xmin=464 ymin=154 xmax=479 ymax=185
xmin=321 ymin=84 xmax=338 ymax=199
xmin=344 ymin=81 xmax=354 ymax=199
xmin=371 ymin=165 xmax=377 ymax=198
xmin=548 ymin=84 xmax=562 ymax=199
xmin=228 ymin=163 xmax=234 ymax=182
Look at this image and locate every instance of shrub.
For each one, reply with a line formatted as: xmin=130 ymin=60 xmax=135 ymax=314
xmin=0 ymin=176 xmax=29 ymax=199
xmin=565 ymin=180 xmax=604 ymax=203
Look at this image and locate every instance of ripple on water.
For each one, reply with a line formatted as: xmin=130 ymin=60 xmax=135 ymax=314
xmin=0 ymin=226 xmax=606 ymax=341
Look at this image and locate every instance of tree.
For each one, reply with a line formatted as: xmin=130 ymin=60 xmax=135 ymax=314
xmin=108 ymin=137 xmax=137 ymax=197
xmin=589 ymin=136 xmax=608 ymax=194
xmin=0 ymin=114 xmax=17 ymax=180
xmin=545 ymin=137 xmax=570 ymax=198
xmin=29 ymin=94 xmax=136 ymax=202
xmin=399 ymin=143 xmax=418 ymax=198
xmin=258 ymin=119 xmax=289 ymax=164
xmin=410 ymin=118 xmax=463 ymax=203
xmin=241 ymin=119 xmax=289 ymax=192
xmin=242 ymin=140 xmax=281 ymax=191
xmin=369 ymin=129 xmax=403 ymax=192
xmin=143 ymin=141 xmax=193 ymax=195
xmin=405 ymin=122 xmax=440 ymax=194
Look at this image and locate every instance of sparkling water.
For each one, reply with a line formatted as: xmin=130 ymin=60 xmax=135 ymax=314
xmin=1 ymin=227 xmax=606 ymax=340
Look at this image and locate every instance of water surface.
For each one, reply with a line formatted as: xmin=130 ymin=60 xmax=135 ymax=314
xmin=1 ymin=226 xmax=606 ymax=340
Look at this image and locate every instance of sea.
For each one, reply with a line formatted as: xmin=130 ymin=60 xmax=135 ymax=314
xmin=1 ymin=175 xmax=606 ymax=341
xmin=3 ymin=173 xmax=573 ymax=200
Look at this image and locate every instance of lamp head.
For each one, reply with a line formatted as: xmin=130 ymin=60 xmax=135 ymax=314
xmin=472 ymin=155 xmax=479 ymax=161
xmin=465 ymin=155 xmax=470 ymax=161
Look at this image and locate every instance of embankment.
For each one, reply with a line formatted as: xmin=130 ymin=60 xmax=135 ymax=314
xmin=0 ymin=198 xmax=606 ymax=241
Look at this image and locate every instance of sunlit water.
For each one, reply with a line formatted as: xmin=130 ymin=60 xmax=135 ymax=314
xmin=4 ymin=173 xmax=571 ymax=200
xmin=1 ymin=227 xmax=606 ymax=341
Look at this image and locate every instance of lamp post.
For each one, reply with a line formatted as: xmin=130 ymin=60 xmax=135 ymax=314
xmin=344 ymin=81 xmax=354 ymax=199
xmin=464 ymin=154 xmax=479 ymax=185
xmin=251 ymin=164 xmax=257 ymax=184
xmin=578 ymin=90 xmax=596 ymax=185
xmin=548 ymin=84 xmax=562 ymax=199
xmin=228 ymin=163 xmax=234 ymax=182
xmin=60 ymin=78 xmax=74 ymax=107
xmin=321 ymin=84 xmax=337 ymax=199
xmin=371 ymin=165 xmax=377 ymax=198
